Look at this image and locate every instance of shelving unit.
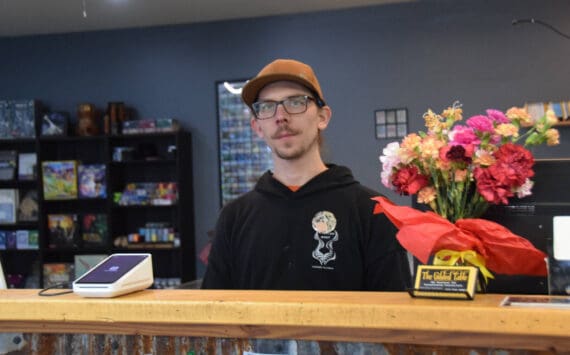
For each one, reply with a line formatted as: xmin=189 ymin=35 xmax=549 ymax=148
xmin=0 ymin=138 xmax=40 ymax=288
xmin=0 ymin=131 xmax=195 ymax=288
xmin=105 ymin=132 xmax=194 ymax=284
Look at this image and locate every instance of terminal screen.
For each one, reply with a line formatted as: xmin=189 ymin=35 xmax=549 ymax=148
xmin=75 ymin=254 xmax=148 ymax=284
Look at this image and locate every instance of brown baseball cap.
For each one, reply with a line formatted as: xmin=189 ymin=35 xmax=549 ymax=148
xmin=241 ymin=59 xmax=326 ymax=109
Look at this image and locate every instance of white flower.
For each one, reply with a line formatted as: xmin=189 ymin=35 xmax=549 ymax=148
xmin=514 ymin=179 xmax=534 ymax=198
xmin=379 ymin=142 xmax=401 ymax=189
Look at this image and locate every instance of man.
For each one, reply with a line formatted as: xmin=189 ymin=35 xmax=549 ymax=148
xmin=202 ymin=59 xmax=410 ymax=290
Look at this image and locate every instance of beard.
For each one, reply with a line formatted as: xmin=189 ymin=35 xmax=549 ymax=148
xmin=270 ymin=125 xmax=320 ymax=161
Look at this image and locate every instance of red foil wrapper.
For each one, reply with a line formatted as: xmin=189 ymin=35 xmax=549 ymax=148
xmin=372 ymin=196 xmax=547 ymax=276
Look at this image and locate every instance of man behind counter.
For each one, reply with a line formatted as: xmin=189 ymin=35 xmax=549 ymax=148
xmin=202 ymin=59 xmax=411 ymax=291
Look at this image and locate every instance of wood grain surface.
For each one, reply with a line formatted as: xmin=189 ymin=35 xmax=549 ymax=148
xmin=0 ymin=290 xmax=568 ymax=352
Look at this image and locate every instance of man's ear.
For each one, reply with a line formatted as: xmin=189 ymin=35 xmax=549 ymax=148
xmin=317 ymin=106 xmax=332 ymax=130
xmin=250 ymin=116 xmax=264 ymax=138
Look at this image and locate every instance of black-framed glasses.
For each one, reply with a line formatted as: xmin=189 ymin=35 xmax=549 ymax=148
xmin=252 ymin=95 xmax=316 ymax=120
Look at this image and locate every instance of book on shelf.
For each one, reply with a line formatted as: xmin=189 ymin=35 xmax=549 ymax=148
xmin=17 ymin=152 xmax=37 ymax=181
xmin=74 ymin=254 xmax=108 ymax=280
xmin=27 ymin=229 xmax=39 ymax=249
xmin=41 ymin=112 xmax=68 ymax=136
xmin=11 ymin=100 xmax=38 ymax=138
xmin=118 ymin=182 xmax=178 ymax=206
xmin=0 ymin=188 xmax=18 ymax=224
xmin=43 ymin=263 xmax=74 ymax=288
xmin=15 ymin=230 xmax=38 ymax=249
xmin=47 ymin=213 xmax=79 ymax=248
xmin=0 ymin=101 xmax=9 ymax=138
xmin=0 ymin=99 xmax=38 ymax=139
xmin=80 ymin=213 xmax=108 ymax=246
xmin=78 ymin=164 xmax=106 ymax=199
xmin=6 ymin=273 xmax=27 ymax=288
xmin=0 ymin=229 xmax=38 ymax=250
xmin=0 ymin=150 xmax=17 ymax=181
xmin=42 ymin=160 xmax=78 ymax=200
xmin=122 ymin=118 xmax=180 ymax=134
xmin=548 ymin=102 xmax=565 ymax=120
xmin=525 ymin=102 xmax=546 ymax=123
xmin=17 ymin=189 xmax=38 ymax=222
xmin=5 ymin=231 xmax=16 ymax=249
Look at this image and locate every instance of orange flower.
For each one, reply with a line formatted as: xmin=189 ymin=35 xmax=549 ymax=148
xmin=423 ymin=109 xmax=442 ymax=132
xmin=442 ymin=106 xmax=463 ymax=122
xmin=399 ymin=133 xmax=421 ymax=163
xmin=454 ymin=169 xmax=468 ymax=182
xmin=506 ymin=106 xmax=532 ymax=125
xmin=495 ymin=123 xmax=519 ymax=138
xmin=418 ymin=186 xmax=436 ymax=203
xmin=545 ymin=109 xmax=558 ymax=125
xmin=473 ymin=150 xmax=496 ymax=167
xmin=546 ymin=128 xmax=560 ymax=146
xmin=420 ymin=136 xmax=445 ymax=160
xmin=401 ymin=133 xmax=421 ymax=150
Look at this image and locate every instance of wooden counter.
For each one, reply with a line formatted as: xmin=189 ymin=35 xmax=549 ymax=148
xmin=0 ymin=290 xmax=568 ymax=353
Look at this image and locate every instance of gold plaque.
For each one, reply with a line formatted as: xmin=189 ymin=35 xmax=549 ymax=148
xmin=409 ymin=265 xmax=479 ymax=300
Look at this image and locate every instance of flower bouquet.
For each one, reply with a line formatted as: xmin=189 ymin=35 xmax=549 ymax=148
xmin=374 ymin=102 xmax=560 ymax=283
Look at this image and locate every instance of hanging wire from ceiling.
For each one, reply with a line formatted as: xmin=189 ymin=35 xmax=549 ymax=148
xmin=82 ymin=0 xmax=88 ymax=18
xmin=512 ymin=18 xmax=570 ymax=40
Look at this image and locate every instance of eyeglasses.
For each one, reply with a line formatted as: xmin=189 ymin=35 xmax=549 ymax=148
xmin=252 ymin=95 xmax=316 ymax=120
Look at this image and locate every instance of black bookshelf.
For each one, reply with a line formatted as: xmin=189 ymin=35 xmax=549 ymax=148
xmin=0 ymin=131 xmax=195 ymax=288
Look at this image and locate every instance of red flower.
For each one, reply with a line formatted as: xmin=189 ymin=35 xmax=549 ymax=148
xmin=473 ymin=143 xmax=535 ymax=205
xmin=493 ymin=143 xmax=534 ymax=186
xmin=392 ymin=166 xmax=429 ymax=195
xmin=440 ymin=144 xmax=473 ymax=164
xmin=474 ymin=166 xmax=514 ymax=204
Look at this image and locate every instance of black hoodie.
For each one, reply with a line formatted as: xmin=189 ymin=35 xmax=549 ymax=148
xmin=202 ymin=164 xmax=411 ymax=290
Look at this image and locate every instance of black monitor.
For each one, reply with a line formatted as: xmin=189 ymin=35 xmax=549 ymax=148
xmin=482 ymin=158 xmax=570 ymax=294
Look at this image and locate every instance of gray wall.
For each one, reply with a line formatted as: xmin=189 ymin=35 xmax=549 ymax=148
xmin=1 ymin=0 xmax=569 ymax=277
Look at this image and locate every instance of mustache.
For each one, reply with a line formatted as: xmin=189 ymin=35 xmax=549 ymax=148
xmin=271 ymin=125 xmax=299 ymax=139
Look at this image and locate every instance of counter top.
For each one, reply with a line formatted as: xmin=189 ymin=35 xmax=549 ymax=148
xmin=0 ymin=290 xmax=568 ymax=351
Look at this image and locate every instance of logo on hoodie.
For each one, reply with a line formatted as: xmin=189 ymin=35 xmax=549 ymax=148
xmin=311 ymin=211 xmax=338 ymax=269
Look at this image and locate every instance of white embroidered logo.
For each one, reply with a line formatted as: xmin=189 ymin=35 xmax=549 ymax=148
xmin=311 ymin=211 xmax=338 ymax=268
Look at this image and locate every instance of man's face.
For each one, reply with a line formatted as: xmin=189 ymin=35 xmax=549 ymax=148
xmin=250 ymin=81 xmax=331 ymax=161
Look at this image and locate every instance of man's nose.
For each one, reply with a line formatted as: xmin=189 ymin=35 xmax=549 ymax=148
xmin=274 ymin=103 xmax=289 ymax=123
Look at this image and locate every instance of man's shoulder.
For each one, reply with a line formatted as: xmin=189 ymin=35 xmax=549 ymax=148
xmin=338 ymin=179 xmax=382 ymax=200
xmin=220 ymin=189 xmax=261 ymax=213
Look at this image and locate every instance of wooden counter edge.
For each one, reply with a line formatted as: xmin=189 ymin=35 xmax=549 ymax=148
xmin=1 ymin=289 xmax=568 ymax=352
xmin=0 ymin=320 xmax=568 ymax=352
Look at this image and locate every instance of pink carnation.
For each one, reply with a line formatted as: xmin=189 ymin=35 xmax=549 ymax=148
xmin=449 ymin=125 xmax=480 ymax=145
xmin=486 ymin=109 xmax=510 ymax=124
xmin=466 ymin=115 xmax=494 ymax=133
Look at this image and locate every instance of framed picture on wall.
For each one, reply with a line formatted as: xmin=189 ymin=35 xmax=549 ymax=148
xmin=216 ymin=80 xmax=273 ymax=207
xmin=375 ymin=108 xmax=408 ymax=139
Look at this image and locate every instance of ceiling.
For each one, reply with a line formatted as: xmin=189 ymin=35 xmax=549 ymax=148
xmin=0 ymin=0 xmax=414 ymax=38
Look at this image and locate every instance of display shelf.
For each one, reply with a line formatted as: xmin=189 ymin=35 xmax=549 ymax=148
xmin=216 ymin=79 xmax=273 ymax=207
xmin=0 ymin=130 xmax=195 ymax=288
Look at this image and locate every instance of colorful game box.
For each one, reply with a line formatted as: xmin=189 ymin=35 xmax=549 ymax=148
xmin=47 ymin=213 xmax=79 ymax=248
xmin=81 ymin=213 xmax=108 ymax=246
xmin=42 ymin=160 xmax=78 ymax=200
xmin=78 ymin=164 xmax=106 ymax=198
xmin=43 ymin=263 xmax=74 ymax=288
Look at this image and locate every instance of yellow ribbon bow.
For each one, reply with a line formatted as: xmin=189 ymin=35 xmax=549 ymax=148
xmin=433 ymin=249 xmax=495 ymax=283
